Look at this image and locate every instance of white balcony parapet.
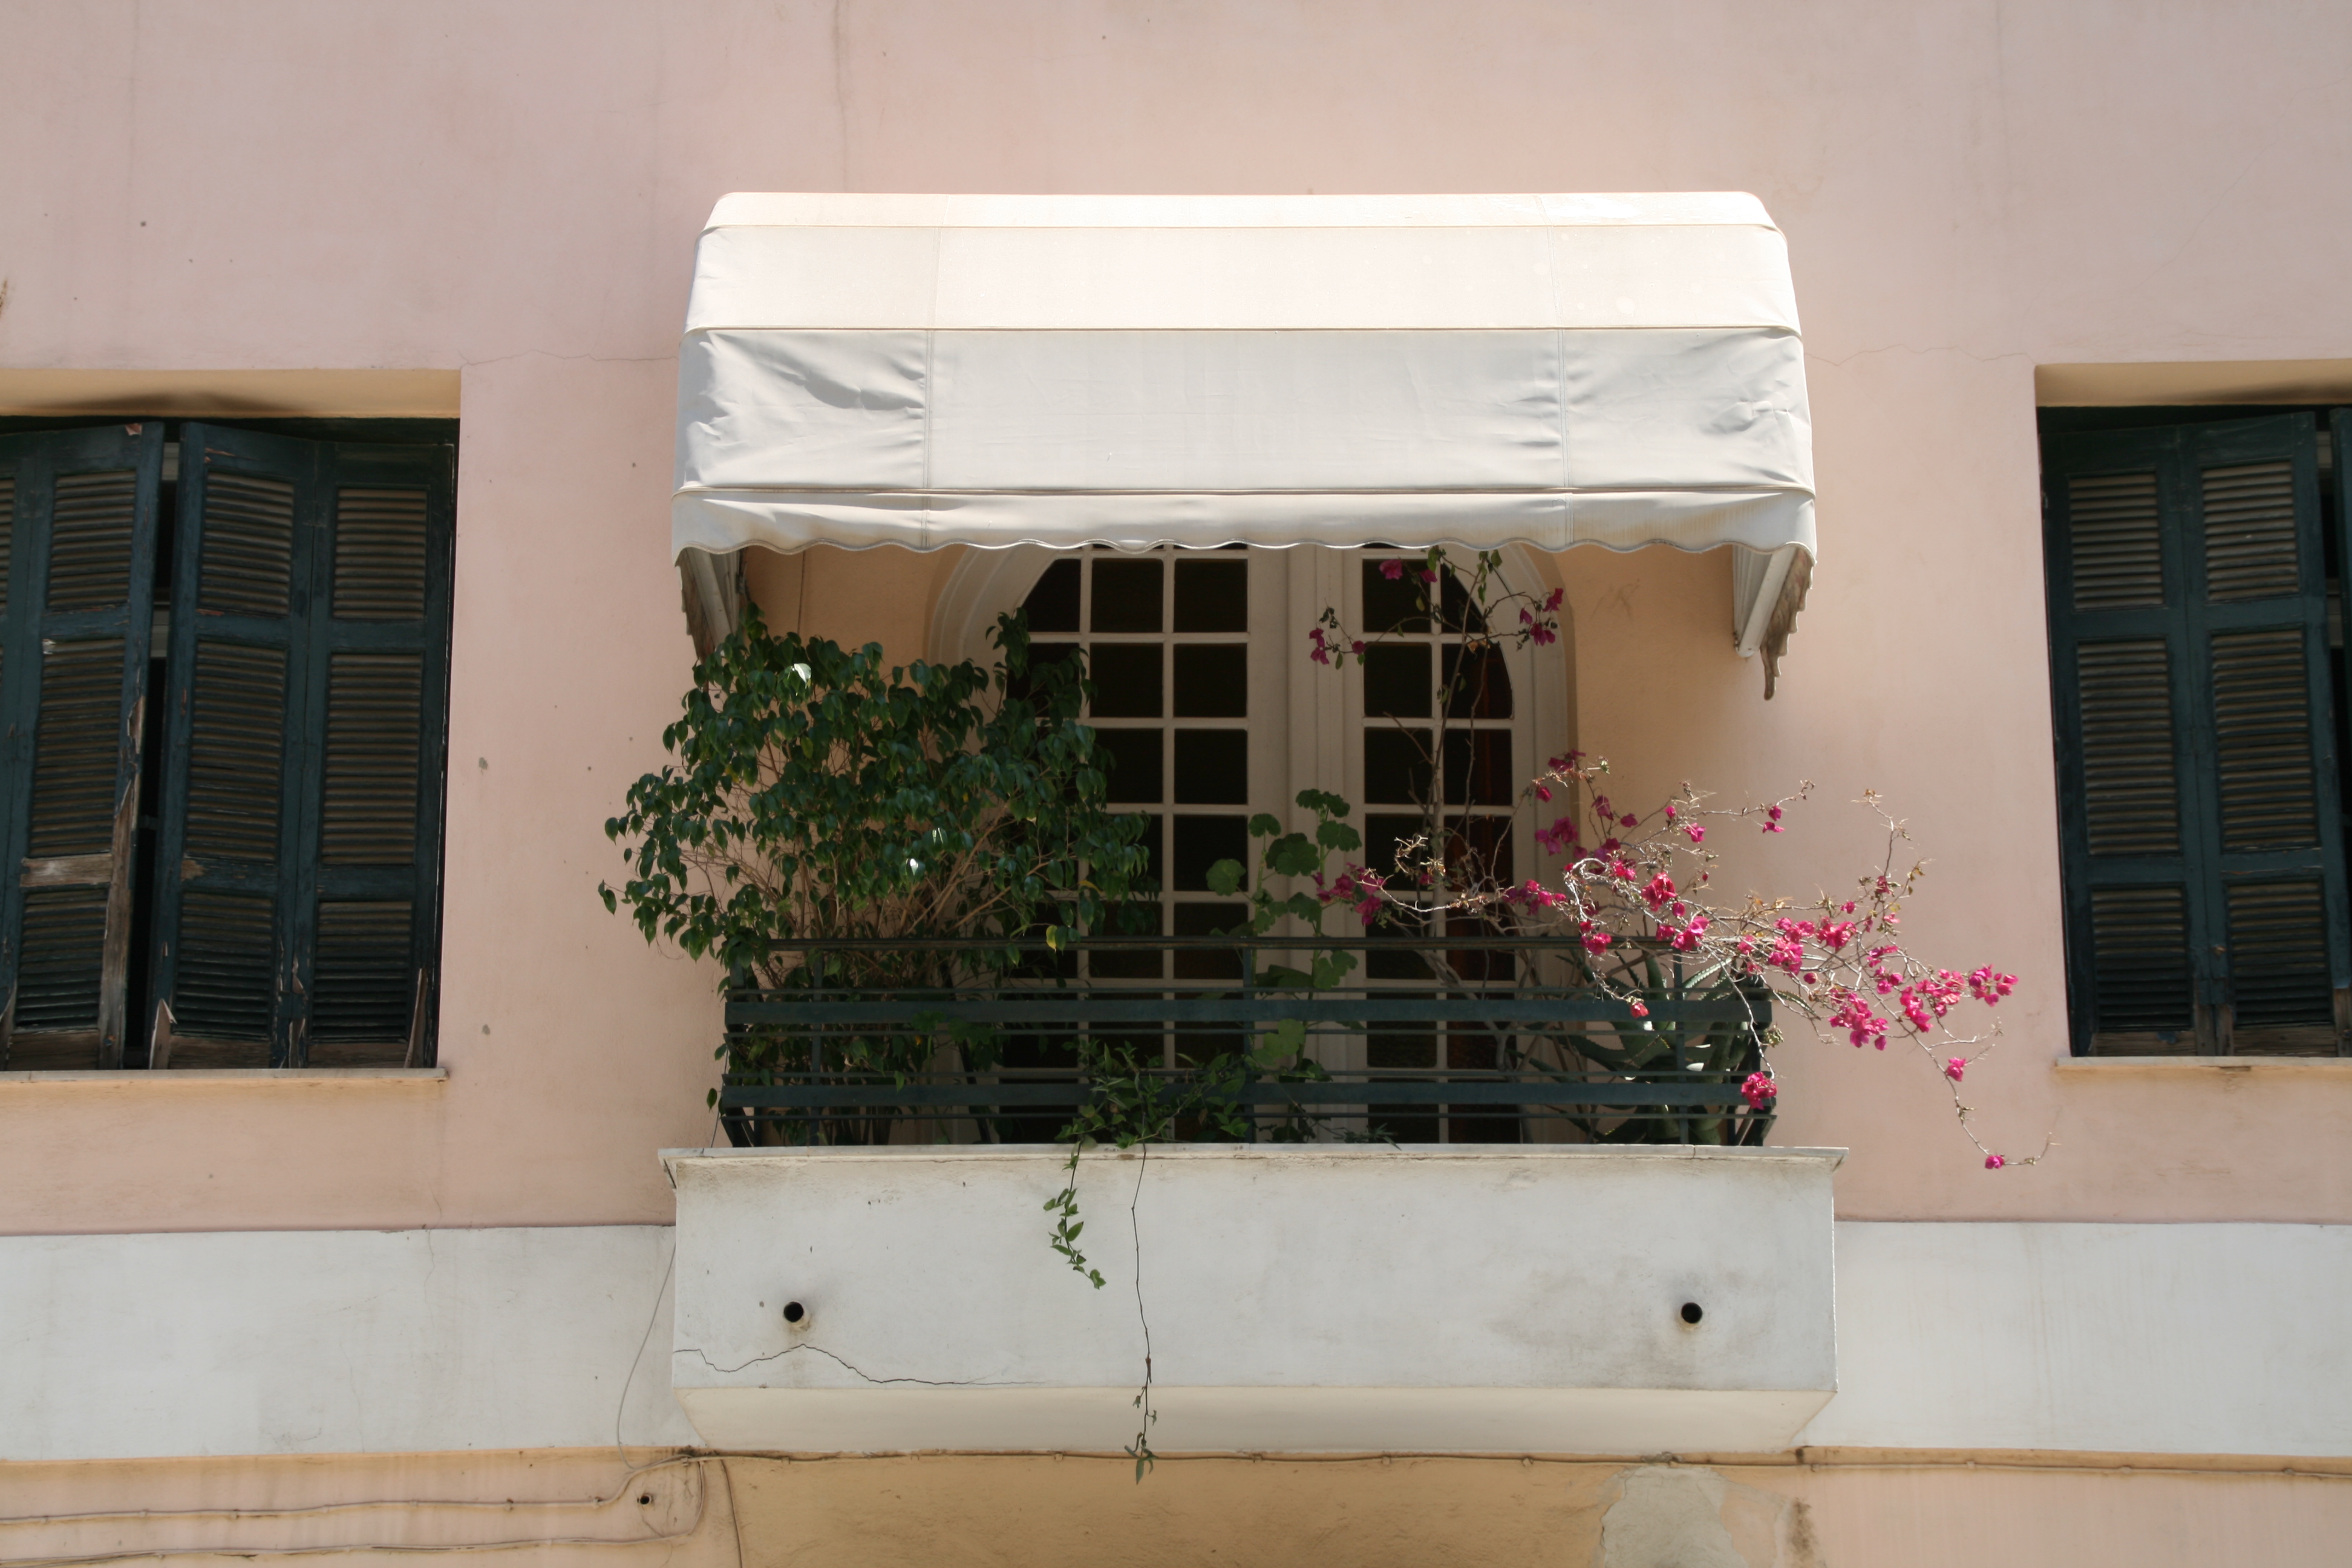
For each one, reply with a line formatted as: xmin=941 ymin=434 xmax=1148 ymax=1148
xmin=664 ymin=1143 xmax=1843 ymax=1454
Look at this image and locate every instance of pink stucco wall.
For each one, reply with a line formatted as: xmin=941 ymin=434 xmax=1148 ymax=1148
xmin=2 ymin=0 xmax=2349 ymax=1233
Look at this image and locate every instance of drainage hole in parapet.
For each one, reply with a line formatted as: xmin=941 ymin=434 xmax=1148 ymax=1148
xmin=783 ymin=1301 xmax=808 ymax=1324
xmin=1680 ymin=1302 xmax=1704 ymax=1325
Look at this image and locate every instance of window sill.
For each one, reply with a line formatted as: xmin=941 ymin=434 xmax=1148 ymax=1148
xmin=0 ymin=1067 xmax=448 ymax=1085
xmin=2056 ymin=1056 xmax=2352 ymax=1076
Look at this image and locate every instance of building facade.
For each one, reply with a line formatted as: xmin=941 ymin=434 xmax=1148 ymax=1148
xmin=3 ymin=3 xmax=2350 ymax=1563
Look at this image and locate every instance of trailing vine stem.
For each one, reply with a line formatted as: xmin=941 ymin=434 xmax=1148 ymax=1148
xmin=1126 ymin=1139 xmax=1156 ymax=1481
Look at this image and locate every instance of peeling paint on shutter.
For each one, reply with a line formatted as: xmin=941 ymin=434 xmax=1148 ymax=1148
xmin=0 ymin=426 xmax=163 ymax=1070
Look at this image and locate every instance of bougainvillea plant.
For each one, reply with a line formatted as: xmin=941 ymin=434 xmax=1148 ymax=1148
xmin=1304 ymin=546 xmax=2040 ymax=1171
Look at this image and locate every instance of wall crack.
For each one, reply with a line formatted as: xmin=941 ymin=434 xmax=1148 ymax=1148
xmin=676 ymin=1342 xmax=1000 ymax=1387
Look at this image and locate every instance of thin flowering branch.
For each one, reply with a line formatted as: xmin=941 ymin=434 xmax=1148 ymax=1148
xmin=1339 ymin=758 xmax=2046 ymax=1169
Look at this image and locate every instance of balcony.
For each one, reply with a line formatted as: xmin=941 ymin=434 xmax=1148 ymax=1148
xmin=665 ymin=938 xmax=1840 ymax=1455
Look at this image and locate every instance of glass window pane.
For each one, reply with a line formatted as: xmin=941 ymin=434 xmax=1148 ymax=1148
xmin=1443 ymin=729 xmax=1513 ymax=806
xmin=1007 ymin=642 xmax=1078 ymax=702
xmin=1364 ymin=727 xmax=1433 ymax=805
xmin=1172 ymin=815 xmax=1249 ymax=890
xmin=1094 ymin=727 xmax=1163 ymax=804
xmin=1087 ymin=644 xmax=1161 ymax=717
xmin=1090 ymin=558 xmax=1163 ymax=633
xmin=1445 ymin=815 xmax=1515 ymax=884
xmin=1362 ymin=559 xmax=1429 ymax=633
xmin=1442 ymin=645 xmax=1512 ymax=718
xmin=1439 ymin=569 xmax=1488 ymax=634
xmin=1173 ymin=558 xmax=1248 ymax=632
xmin=1089 ymin=900 xmax=1164 ymax=979
xmin=1363 ymin=643 xmax=1431 ymax=718
xmin=1174 ymin=644 xmax=1247 ymax=716
xmin=1024 ymin=557 xmax=1082 ymax=632
xmin=1174 ymin=729 xmax=1249 ymax=803
xmin=1172 ymin=900 xmax=1247 ymax=981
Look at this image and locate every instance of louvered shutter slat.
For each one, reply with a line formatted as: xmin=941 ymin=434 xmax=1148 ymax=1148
xmin=2224 ymin=878 xmax=2337 ymax=1051
xmin=2067 ymin=472 xmax=2165 ymax=609
xmin=183 ymin=642 xmax=288 ymax=865
xmin=2075 ymin=639 xmax=2181 ymax=857
xmin=2201 ymin=462 xmax=2300 ymax=601
xmin=320 ymin=652 xmax=422 ymax=866
xmin=45 ymin=472 xmax=143 ymax=612
xmin=2088 ymin=885 xmax=2195 ymax=1049
xmin=2210 ymin=627 xmax=2320 ymax=851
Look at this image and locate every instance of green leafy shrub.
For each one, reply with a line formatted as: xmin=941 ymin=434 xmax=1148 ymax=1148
xmin=603 ymin=606 xmax=1151 ymax=1085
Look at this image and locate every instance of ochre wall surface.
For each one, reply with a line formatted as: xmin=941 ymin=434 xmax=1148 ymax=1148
xmin=3 ymin=0 xmax=2350 ymax=1234
xmin=6 ymin=1449 xmax=2349 ymax=1567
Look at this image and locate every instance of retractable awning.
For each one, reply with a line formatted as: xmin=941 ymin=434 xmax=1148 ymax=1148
xmin=673 ymin=193 xmax=1814 ymax=677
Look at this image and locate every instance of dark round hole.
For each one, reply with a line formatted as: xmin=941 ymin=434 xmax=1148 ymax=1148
xmin=783 ymin=1300 xmax=806 ymax=1324
xmin=638 ymin=1494 xmax=653 ymax=1506
xmin=1681 ymin=1301 xmax=1704 ymax=1325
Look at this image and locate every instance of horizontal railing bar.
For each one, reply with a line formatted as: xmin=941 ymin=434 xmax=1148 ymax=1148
xmin=727 ymin=998 xmax=1758 ymax=1026
xmin=720 ymin=1081 xmax=1752 ymax=1109
xmin=734 ymin=936 xmax=1671 ymax=951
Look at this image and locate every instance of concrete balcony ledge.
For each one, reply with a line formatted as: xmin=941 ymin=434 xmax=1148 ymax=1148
xmin=663 ymin=1143 xmax=1843 ymax=1455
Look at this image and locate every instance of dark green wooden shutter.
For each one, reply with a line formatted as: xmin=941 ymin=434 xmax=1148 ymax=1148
xmin=2045 ymin=413 xmax=2350 ymax=1055
xmin=0 ymin=425 xmax=166 ymax=1068
xmin=149 ymin=426 xmax=453 ymax=1067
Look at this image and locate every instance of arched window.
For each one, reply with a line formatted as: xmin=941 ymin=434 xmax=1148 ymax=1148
xmin=935 ymin=544 xmax=1570 ymax=988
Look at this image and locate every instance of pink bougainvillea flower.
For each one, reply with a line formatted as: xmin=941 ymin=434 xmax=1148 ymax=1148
xmin=1984 ymin=1153 xmax=2005 ymax=1170
xmin=1379 ymin=558 xmax=1406 ymax=580
xmin=1418 ymin=569 xmax=1439 ymax=584
xmin=1530 ymin=624 xmax=1557 ymax=645
xmin=1628 ymin=1000 xmax=1650 ymax=1019
xmin=1543 ymin=587 xmax=1565 ymax=612
xmin=1535 ymin=784 xmax=1552 ymax=802
xmin=1740 ymin=1071 xmax=1778 ymax=1110
xmin=1944 ymin=1056 xmax=1967 ymax=1082
xmin=1685 ymin=824 xmax=1706 ymax=844
xmin=1350 ymin=640 xmax=1366 ymax=656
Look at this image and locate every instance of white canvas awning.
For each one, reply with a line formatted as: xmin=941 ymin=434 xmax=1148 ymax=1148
xmin=674 ymin=193 xmax=1814 ymax=672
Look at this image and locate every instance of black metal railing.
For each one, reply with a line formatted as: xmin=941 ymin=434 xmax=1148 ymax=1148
xmin=716 ymin=936 xmax=1774 ymax=1149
